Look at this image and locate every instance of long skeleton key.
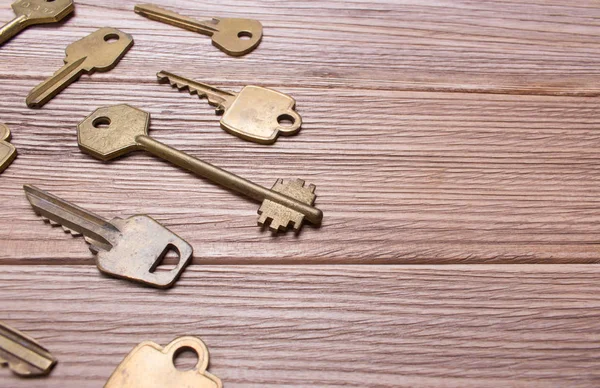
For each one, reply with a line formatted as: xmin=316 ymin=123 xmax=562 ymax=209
xmin=77 ymin=104 xmax=323 ymax=233
xmin=0 ymin=321 xmax=57 ymax=377
xmin=0 ymin=0 xmax=74 ymax=46
xmin=26 ymin=27 xmax=134 ymax=108
xmin=134 ymin=3 xmax=262 ymax=56
xmin=24 ymin=185 xmax=193 ymax=288
xmin=158 ymin=71 xmax=302 ymax=145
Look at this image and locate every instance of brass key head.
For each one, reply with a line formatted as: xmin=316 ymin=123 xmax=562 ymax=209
xmin=212 ymin=18 xmax=263 ymax=56
xmin=96 ymin=216 xmax=193 ymax=289
xmin=0 ymin=124 xmax=16 ymax=174
xmin=78 ymin=104 xmax=149 ymax=161
xmin=12 ymin=0 xmax=74 ymax=23
xmin=66 ymin=27 xmax=134 ymax=70
xmin=221 ymin=86 xmax=302 ymax=144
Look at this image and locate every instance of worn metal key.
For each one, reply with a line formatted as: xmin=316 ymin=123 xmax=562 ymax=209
xmin=24 ymin=185 xmax=193 ymax=288
xmin=78 ymin=104 xmax=322 ymax=233
xmin=0 ymin=124 xmax=16 ymax=173
xmin=135 ymin=3 xmax=262 ymax=56
xmin=0 ymin=0 xmax=74 ymax=46
xmin=26 ymin=27 xmax=134 ymax=108
xmin=158 ymin=71 xmax=302 ymax=145
xmin=0 ymin=321 xmax=57 ymax=377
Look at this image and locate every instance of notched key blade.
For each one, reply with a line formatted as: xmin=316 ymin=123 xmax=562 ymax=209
xmin=157 ymin=71 xmax=236 ymax=112
xmin=0 ymin=322 xmax=57 ymax=377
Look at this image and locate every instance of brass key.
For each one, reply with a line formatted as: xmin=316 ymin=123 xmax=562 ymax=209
xmin=158 ymin=71 xmax=302 ymax=145
xmin=105 ymin=337 xmax=222 ymax=388
xmin=135 ymin=3 xmax=262 ymax=56
xmin=0 ymin=124 xmax=16 ymax=174
xmin=24 ymin=185 xmax=193 ymax=288
xmin=0 ymin=0 xmax=74 ymax=46
xmin=26 ymin=27 xmax=134 ymax=108
xmin=78 ymin=104 xmax=322 ymax=233
xmin=0 ymin=321 xmax=57 ymax=377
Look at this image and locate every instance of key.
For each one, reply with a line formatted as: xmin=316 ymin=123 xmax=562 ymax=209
xmin=0 ymin=124 xmax=16 ymax=173
xmin=105 ymin=336 xmax=222 ymax=388
xmin=77 ymin=104 xmax=322 ymax=233
xmin=0 ymin=0 xmax=74 ymax=46
xmin=26 ymin=27 xmax=134 ymax=109
xmin=158 ymin=71 xmax=302 ymax=145
xmin=0 ymin=321 xmax=57 ymax=377
xmin=134 ymin=3 xmax=262 ymax=57
xmin=24 ymin=185 xmax=193 ymax=288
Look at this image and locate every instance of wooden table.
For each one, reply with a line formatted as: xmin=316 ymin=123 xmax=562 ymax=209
xmin=1 ymin=0 xmax=600 ymax=386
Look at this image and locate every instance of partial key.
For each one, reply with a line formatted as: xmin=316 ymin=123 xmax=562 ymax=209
xmin=0 ymin=0 xmax=74 ymax=46
xmin=24 ymin=185 xmax=193 ymax=288
xmin=0 ymin=124 xmax=16 ymax=173
xmin=135 ymin=3 xmax=262 ymax=56
xmin=26 ymin=27 xmax=134 ymax=108
xmin=105 ymin=336 xmax=222 ymax=388
xmin=158 ymin=71 xmax=302 ymax=145
xmin=78 ymin=104 xmax=322 ymax=233
xmin=0 ymin=321 xmax=57 ymax=377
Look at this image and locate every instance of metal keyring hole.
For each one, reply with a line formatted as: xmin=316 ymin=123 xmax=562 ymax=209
xmin=104 ymin=33 xmax=120 ymax=43
xmin=92 ymin=117 xmax=111 ymax=129
xmin=238 ymin=31 xmax=253 ymax=40
xmin=277 ymin=114 xmax=295 ymax=127
xmin=173 ymin=346 xmax=199 ymax=371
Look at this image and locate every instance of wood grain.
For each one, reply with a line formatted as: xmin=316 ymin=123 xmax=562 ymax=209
xmin=2 ymin=265 xmax=600 ymax=388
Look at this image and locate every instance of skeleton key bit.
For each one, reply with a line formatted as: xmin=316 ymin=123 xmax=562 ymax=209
xmin=24 ymin=185 xmax=193 ymax=288
xmin=26 ymin=27 xmax=134 ymax=108
xmin=78 ymin=104 xmax=322 ymax=233
xmin=0 ymin=321 xmax=57 ymax=377
xmin=135 ymin=3 xmax=262 ymax=56
xmin=0 ymin=124 xmax=17 ymax=173
xmin=158 ymin=71 xmax=302 ymax=145
xmin=0 ymin=0 xmax=74 ymax=46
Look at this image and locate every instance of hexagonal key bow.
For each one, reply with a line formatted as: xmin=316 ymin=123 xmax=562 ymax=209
xmin=77 ymin=104 xmax=323 ymax=233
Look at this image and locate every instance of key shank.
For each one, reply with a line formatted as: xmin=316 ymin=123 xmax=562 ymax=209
xmin=0 ymin=15 xmax=28 ymax=45
xmin=26 ymin=58 xmax=86 ymax=108
xmin=135 ymin=135 xmax=323 ymax=225
xmin=135 ymin=4 xmax=218 ymax=36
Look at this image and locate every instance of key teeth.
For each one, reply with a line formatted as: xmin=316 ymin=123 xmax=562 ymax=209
xmin=37 ymin=214 xmax=81 ymax=237
xmin=161 ymin=75 xmax=226 ymax=111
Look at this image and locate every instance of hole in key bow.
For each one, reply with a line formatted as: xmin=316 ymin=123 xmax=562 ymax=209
xmin=277 ymin=114 xmax=296 ymax=127
xmin=149 ymin=244 xmax=181 ymax=273
xmin=92 ymin=117 xmax=111 ymax=129
xmin=104 ymin=34 xmax=120 ymax=43
xmin=173 ymin=346 xmax=199 ymax=371
xmin=238 ymin=31 xmax=253 ymax=40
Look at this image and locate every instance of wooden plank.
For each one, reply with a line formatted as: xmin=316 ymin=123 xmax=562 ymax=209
xmin=2 ymin=90 xmax=600 ymax=264
xmin=1 ymin=265 xmax=600 ymax=387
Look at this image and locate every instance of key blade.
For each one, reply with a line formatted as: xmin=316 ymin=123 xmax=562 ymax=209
xmin=135 ymin=3 xmax=218 ymax=34
xmin=26 ymin=27 xmax=134 ymax=108
xmin=24 ymin=184 xmax=119 ymax=251
xmin=12 ymin=0 xmax=74 ymax=23
xmin=0 ymin=322 xmax=57 ymax=377
xmin=157 ymin=71 xmax=237 ymax=112
xmin=258 ymin=179 xmax=319 ymax=232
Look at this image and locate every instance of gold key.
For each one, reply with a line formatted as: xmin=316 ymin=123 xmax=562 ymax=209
xmin=105 ymin=337 xmax=222 ymax=388
xmin=0 ymin=321 xmax=57 ymax=377
xmin=0 ymin=0 xmax=74 ymax=46
xmin=78 ymin=104 xmax=322 ymax=233
xmin=26 ymin=27 xmax=134 ymax=109
xmin=158 ymin=71 xmax=302 ymax=145
xmin=135 ymin=3 xmax=262 ymax=56
xmin=24 ymin=185 xmax=193 ymax=288
xmin=0 ymin=124 xmax=16 ymax=173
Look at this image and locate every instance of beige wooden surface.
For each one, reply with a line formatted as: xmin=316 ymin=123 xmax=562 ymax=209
xmin=1 ymin=0 xmax=600 ymax=386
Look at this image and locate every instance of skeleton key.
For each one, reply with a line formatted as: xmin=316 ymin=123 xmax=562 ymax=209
xmin=26 ymin=27 xmax=134 ymax=108
xmin=105 ymin=337 xmax=222 ymax=388
xmin=77 ymin=104 xmax=322 ymax=233
xmin=0 ymin=124 xmax=16 ymax=173
xmin=0 ymin=0 xmax=74 ymax=46
xmin=24 ymin=185 xmax=193 ymax=288
xmin=158 ymin=71 xmax=302 ymax=145
xmin=135 ymin=3 xmax=262 ymax=56
xmin=0 ymin=321 xmax=57 ymax=377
